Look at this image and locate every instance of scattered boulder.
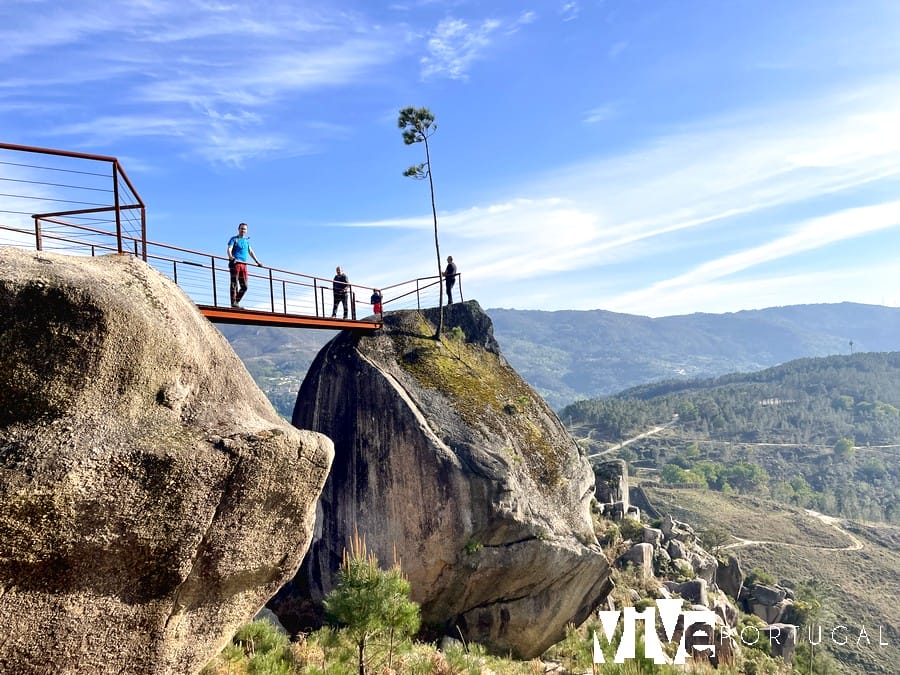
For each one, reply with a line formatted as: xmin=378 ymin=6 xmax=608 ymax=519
xmin=664 ymin=579 xmax=708 ymax=607
xmin=619 ymin=543 xmax=654 ymax=579
xmin=764 ymin=623 xmax=798 ymax=665
xmin=690 ymin=548 xmax=718 ymax=584
xmin=0 ymin=249 xmax=333 ymax=674
xmin=641 ymin=526 xmax=664 ymax=547
xmin=712 ymin=596 xmax=740 ymax=628
xmin=662 ymin=514 xmax=697 ymax=542
xmin=668 ymin=539 xmax=689 ymax=560
xmin=594 ymin=459 xmax=628 ymax=505
xmin=270 ymin=302 xmax=611 ymax=659
xmin=751 ymin=584 xmax=786 ymax=606
xmin=715 ymin=554 xmax=744 ymax=601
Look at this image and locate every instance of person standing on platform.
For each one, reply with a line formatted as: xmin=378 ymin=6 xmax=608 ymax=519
xmin=370 ymin=288 xmax=383 ymax=319
xmin=444 ymin=255 xmax=457 ymax=304
xmin=331 ymin=266 xmax=350 ymax=318
xmin=227 ymin=222 xmax=262 ymax=308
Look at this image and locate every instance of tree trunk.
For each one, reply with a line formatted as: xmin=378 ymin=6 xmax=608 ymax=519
xmin=424 ymin=136 xmax=443 ymax=338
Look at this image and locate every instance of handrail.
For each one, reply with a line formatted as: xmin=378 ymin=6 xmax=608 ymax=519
xmin=0 ymin=141 xmax=146 ymax=259
xmin=0 ymin=218 xmax=460 ymax=320
xmin=0 ymin=142 xmax=463 ymax=324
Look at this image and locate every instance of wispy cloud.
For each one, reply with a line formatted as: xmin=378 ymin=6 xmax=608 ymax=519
xmin=607 ymin=201 xmax=900 ymax=313
xmin=420 ymin=16 xmax=502 ymax=80
xmin=0 ymin=2 xmax=400 ymax=163
xmin=560 ymin=2 xmax=580 ymax=22
xmin=331 ymin=78 xmax=900 ymax=313
xmin=584 ymin=104 xmax=616 ymax=123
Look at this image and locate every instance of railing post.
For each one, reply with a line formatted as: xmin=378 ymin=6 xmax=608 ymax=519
xmin=173 ymin=261 xmax=178 ymax=285
xmin=112 ymin=162 xmax=123 ymax=255
xmin=33 ymin=217 xmax=42 ymax=251
xmin=282 ymin=280 xmax=287 ymax=314
xmin=416 ymin=279 xmax=421 ymax=310
xmin=314 ymin=279 xmax=319 ymax=317
xmin=351 ymin=290 xmax=356 ymax=320
xmin=141 ymin=207 xmax=147 ymax=261
xmin=269 ymin=269 xmax=275 ymax=312
xmin=458 ymin=274 xmax=463 ymax=303
xmin=211 ymin=257 xmax=218 ymax=306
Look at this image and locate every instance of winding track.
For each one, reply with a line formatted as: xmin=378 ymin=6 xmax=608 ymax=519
xmin=721 ymin=509 xmax=863 ymax=552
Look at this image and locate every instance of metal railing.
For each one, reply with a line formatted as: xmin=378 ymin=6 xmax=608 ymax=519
xmin=0 ymin=215 xmax=462 ymax=321
xmin=0 ymin=142 xmax=462 ymax=322
xmin=0 ymin=141 xmax=145 ymax=259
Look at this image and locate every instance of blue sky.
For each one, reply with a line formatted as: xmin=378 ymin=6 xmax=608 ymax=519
xmin=3 ymin=0 xmax=900 ymax=316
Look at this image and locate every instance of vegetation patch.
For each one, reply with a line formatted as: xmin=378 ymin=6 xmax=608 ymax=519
xmin=389 ymin=312 xmax=566 ymax=486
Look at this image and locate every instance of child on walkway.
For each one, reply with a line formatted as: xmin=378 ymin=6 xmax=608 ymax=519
xmin=370 ymin=289 xmax=383 ymax=319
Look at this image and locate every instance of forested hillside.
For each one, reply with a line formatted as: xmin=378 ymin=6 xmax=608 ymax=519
xmin=216 ymin=324 xmax=333 ymax=417
xmin=563 ymin=351 xmax=900 ymax=523
xmin=490 ymin=302 xmax=900 ymax=408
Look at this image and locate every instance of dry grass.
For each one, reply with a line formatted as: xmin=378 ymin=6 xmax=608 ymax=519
xmin=644 ymin=486 xmax=900 ymax=675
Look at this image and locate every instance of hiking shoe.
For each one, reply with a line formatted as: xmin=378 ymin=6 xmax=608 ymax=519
xmin=231 ymin=302 xmax=241 ymax=309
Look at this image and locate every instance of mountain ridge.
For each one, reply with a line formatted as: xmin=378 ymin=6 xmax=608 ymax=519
xmin=487 ymin=301 xmax=900 ymax=408
xmin=218 ymin=302 xmax=900 ymax=415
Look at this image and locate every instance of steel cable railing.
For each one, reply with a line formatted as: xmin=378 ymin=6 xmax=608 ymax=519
xmin=0 ymin=142 xmax=145 ymax=258
xmin=1 ymin=142 xmax=463 ymax=323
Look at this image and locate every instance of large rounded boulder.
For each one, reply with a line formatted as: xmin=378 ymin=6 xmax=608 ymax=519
xmin=0 ymin=248 xmax=333 ymax=674
xmin=271 ymin=301 xmax=611 ymax=658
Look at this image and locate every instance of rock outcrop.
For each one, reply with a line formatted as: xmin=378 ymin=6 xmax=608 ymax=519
xmin=270 ymin=302 xmax=611 ymax=658
xmin=0 ymin=249 xmax=333 ymax=674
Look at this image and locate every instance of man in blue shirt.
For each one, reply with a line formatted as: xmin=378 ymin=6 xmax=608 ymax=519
xmin=227 ymin=222 xmax=262 ymax=308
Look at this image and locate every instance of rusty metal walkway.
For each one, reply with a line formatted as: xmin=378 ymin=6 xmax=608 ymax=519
xmin=0 ymin=142 xmax=462 ymax=330
xmin=197 ymin=305 xmax=380 ymax=330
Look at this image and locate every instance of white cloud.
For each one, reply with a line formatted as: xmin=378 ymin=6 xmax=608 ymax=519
xmin=584 ymin=104 xmax=616 ymax=123
xmin=0 ymin=2 xmax=399 ymax=162
xmin=605 ymin=201 xmax=900 ymax=314
xmin=561 ymin=2 xmax=580 ymax=22
xmin=331 ymin=78 xmax=900 ymax=313
xmin=420 ymin=16 xmax=502 ymax=80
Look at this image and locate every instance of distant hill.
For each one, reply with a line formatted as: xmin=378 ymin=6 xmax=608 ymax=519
xmin=216 ymin=325 xmax=334 ymax=417
xmin=218 ymin=302 xmax=900 ymax=415
xmin=488 ymin=302 xmax=900 ymax=408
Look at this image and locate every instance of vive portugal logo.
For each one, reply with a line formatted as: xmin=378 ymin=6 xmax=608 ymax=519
xmin=592 ymin=599 xmax=717 ymax=664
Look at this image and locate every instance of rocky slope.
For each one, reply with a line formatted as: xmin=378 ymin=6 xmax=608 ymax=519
xmin=269 ymin=302 xmax=611 ymax=658
xmin=0 ymin=248 xmax=333 ymax=674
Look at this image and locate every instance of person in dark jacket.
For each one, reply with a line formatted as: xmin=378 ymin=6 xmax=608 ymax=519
xmin=331 ymin=266 xmax=350 ymax=318
xmin=444 ymin=255 xmax=457 ymax=304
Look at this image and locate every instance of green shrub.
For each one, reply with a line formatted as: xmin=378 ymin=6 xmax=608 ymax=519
xmin=202 ymin=619 xmax=296 ymax=675
xmin=618 ymin=517 xmax=644 ymax=542
xmin=324 ymin=531 xmax=421 ymax=675
xmin=745 ymin=567 xmax=777 ymax=588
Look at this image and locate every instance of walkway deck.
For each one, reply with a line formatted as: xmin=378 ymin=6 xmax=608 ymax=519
xmin=198 ymin=305 xmax=380 ymax=330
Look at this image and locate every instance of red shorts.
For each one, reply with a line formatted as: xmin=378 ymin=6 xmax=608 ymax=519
xmin=373 ymin=302 xmax=382 ymax=314
xmin=231 ymin=261 xmax=248 ymax=281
